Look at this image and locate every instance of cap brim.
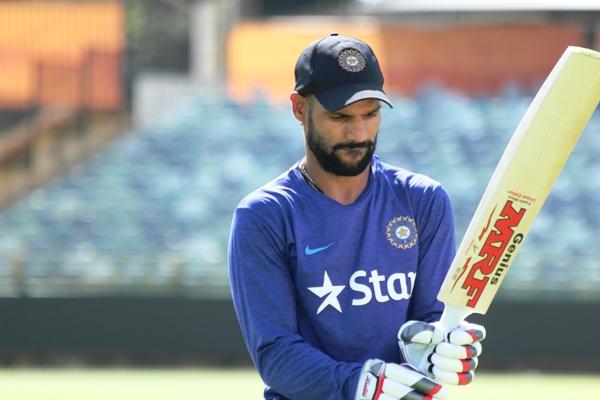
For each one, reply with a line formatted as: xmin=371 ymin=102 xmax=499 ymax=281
xmin=313 ymin=83 xmax=393 ymax=112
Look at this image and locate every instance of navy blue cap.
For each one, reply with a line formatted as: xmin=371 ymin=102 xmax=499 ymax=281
xmin=294 ymin=33 xmax=392 ymax=111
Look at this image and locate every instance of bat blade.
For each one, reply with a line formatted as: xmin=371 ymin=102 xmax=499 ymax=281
xmin=437 ymin=46 xmax=600 ymax=330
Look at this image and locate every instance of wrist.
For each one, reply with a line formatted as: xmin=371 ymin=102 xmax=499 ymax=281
xmin=355 ymin=359 xmax=386 ymax=400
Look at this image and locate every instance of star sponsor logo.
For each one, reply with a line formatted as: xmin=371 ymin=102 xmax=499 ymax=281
xmin=308 ymin=269 xmax=416 ymax=315
xmin=386 ymin=216 xmax=418 ymax=249
xmin=308 ymin=271 xmax=345 ymax=314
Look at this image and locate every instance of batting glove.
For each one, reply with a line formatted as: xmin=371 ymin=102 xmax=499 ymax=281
xmin=398 ymin=320 xmax=486 ymax=385
xmin=355 ymin=359 xmax=449 ymax=400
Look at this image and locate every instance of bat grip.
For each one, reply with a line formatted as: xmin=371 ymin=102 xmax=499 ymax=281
xmin=438 ymin=305 xmax=473 ymax=335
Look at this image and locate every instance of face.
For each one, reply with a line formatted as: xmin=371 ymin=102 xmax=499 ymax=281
xmin=304 ymin=97 xmax=381 ymax=177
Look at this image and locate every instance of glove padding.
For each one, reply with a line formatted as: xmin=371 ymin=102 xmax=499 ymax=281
xmin=355 ymin=359 xmax=449 ymax=400
xmin=398 ymin=320 xmax=485 ymax=386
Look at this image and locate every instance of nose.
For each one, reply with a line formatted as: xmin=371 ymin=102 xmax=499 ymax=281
xmin=346 ymin=117 xmax=368 ymax=141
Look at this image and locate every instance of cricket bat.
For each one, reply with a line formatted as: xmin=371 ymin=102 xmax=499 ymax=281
xmin=436 ymin=46 xmax=600 ymax=333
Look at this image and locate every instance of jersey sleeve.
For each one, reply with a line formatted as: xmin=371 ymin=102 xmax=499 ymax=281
xmin=228 ymin=205 xmax=362 ymax=400
xmin=407 ymin=182 xmax=456 ymax=323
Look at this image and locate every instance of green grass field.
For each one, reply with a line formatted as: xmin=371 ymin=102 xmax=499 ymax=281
xmin=1 ymin=368 xmax=599 ymax=399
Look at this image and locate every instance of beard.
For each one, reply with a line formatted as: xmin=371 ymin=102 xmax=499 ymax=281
xmin=305 ymin=112 xmax=377 ymax=177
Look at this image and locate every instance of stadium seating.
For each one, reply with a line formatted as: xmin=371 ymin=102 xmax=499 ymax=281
xmin=0 ymin=85 xmax=599 ymax=298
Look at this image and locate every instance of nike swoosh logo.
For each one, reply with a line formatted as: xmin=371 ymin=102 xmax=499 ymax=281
xmin=305 ymin=242 xmax=334 ymax=255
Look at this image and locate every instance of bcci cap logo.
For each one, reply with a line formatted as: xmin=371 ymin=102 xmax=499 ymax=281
xmin=386 ymin=216 xmax=418 ymax=249
xmin=338 ymin=49 xmax=366 ymax=72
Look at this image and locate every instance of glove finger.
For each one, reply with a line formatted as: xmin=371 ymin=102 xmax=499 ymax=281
xmin=447 ymin=326 xmax=486 ymax=345
xmin=385 ymin=363 xmax=449 ymax=400
xmin=380 ymin=391 xmax=447 ymax=400
xmin=399 ymin=321 xmax=444 ymax=345
xmin=382 ymin=379 xmax=441 ymax=400
xmin=435 ymin=341 xmax=482 ymax=359
xmin=459 ymin=321 xmax=485 ymax=332
xmin=430 ymin=352 xmax=478 ymax=373
xmin=377 ymin=394 xmax=398 ymax=400
xmin=431 ymin=366 xmax=475 ymax=386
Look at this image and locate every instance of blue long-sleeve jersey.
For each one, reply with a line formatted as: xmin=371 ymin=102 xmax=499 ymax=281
xmin=228 ymin=156 xmax=456 ymax=400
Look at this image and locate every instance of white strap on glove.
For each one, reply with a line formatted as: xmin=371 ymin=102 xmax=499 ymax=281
xmin=398 ymin=320 xmax=485 ymax=385
xmin=355 ymin=359 xmax=449 ymax=400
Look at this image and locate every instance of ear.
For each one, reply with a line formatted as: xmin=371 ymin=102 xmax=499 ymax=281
xmin=290 ymin=92 xmax=309 ymax=124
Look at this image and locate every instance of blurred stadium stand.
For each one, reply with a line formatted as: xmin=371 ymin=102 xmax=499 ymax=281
xmin=1 ymin=88 xmax=600 ymax=300
xmin=1 ymin=0 xmax=600 ymax=369
xmin=0 ymin=2 xmax=124 ymax=110
xmin=0 ymin=1 xmax=130 ymax=212
xmin=1 ymin=89 xmax=599 ymax=368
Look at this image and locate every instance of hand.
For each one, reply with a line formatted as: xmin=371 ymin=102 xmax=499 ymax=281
xmin=398 ymin=320 xmax=485 ymax=385
xmin=355 ymin=359 xmax=449 ymax=400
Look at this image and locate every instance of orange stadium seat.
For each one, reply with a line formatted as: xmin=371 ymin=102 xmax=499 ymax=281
xmin=226 ymin=19 xmax=585 ymax=103
xmin=0 ymin=50 xmax=32 ymax=107
xmin=0 ymin=1 xmax=124 ymax=110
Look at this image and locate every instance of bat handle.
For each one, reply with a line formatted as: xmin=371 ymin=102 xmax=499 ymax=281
xmin=438 ymin=305 xmax=473 ymax=335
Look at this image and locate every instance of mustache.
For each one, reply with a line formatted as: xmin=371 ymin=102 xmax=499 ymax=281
xmin=332 ymin=140 xmax=375 ymax=151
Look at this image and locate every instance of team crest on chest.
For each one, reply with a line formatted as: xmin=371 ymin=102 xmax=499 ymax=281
xmin=386 ymin=216 xmax=418 ymax=249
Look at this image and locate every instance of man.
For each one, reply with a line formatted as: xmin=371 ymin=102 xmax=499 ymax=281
xmin=228 ymin=33 xmax=485 ymax=400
